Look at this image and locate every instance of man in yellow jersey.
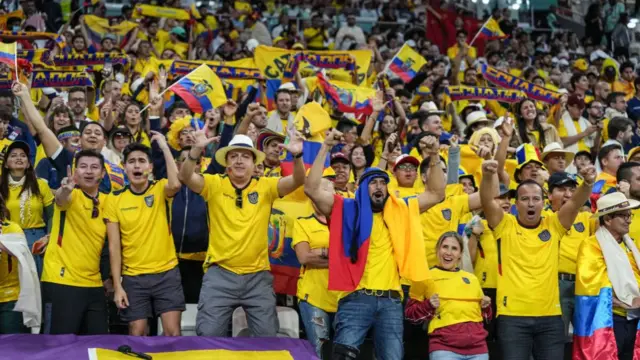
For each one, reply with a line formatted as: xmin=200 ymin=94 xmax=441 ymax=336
xmin=107 ymin=140 xmax=183 ymax=336
xmin=13 ymin=83 xmax=125 ymax=194
xmin=541 ymin=142 xmax=574 ymax=175
xmin=292 ymin=178 xmax=337 ymax=357
xmin=41 ymin=150 xmax=109 ymax=334
xmin=557 ymin=95 xmax=598 ymax=155
xmin=616 ymin=162 xmax=640 ymax=245
xmin=179 ymin=123 xmax=306 ymax=337
xmin=613 ymin=62 xmax=636 ymax=101
xmin=593 ymin=144 xmax=625 ymax=202
xmin=265 ymin=87 xmax=294 ymax=134
xmin=388 ymin=154 xmax=420 ymax=198
xmin=304 ymin=129 xmax=445 ymax=360
xmin=546 ymin=172 xmax=595 ymax=346
xmin=480 ymin=157 xmax=595 ymax=360
xmin=256 ymin=129 xmax=284 ymax=178
xmin=330 ymin=153 xmax=353 ymax=197
xmin=576 ymin=192 xmax=640 ymax=359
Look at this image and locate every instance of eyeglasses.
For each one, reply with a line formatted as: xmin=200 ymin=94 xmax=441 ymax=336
xmin=611 ymin=212 xmax=633 ymax=221
xmin=235 ymin=188 xmax=243 ymax=209
xmin=90 ymin=196 xmax=99 ymax=219
xmin=396 ymin=164 xmax=417 ymax=171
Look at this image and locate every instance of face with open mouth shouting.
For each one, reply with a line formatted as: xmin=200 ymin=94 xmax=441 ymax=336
xmin=515 ymin=182 xmax=545 ymax=226
xmin=124 ymin=150 xmax=152 ymax=188
xmin=437 ymin=235 xmax=462 ymax=271
xmin=367 ymin=177 xmax=388 ymax=211
xmin=81 ymin=124 xmax=106 ymax=151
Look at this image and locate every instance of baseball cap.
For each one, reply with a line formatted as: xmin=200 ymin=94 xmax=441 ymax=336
xmin=393 ymin=154 xmax=419 ymax=172
xmin=170 ymin=27 xmax=186 ymax=37
xmin=548 ymin=172 xmax=578 ymax=192
xmin=330 ymin=152 xmax=350 ymax=166
xmin=567 ymin=93 xmax=585 ymax=109
xmin=498 ymin=183 xmax=511 ymax=198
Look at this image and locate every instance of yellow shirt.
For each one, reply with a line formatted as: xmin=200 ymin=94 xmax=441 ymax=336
xmin=0 ymin=138 xmax=12 ymax=167
xmin=421 ymin=194 xmax=470 ymax=267
xmin=613 ymin=80 xmax=635 ymax=101
xmin=630 ymin=208 xmax=640 ymax=249
xmin=446 ymin=44 xmax=477 ymax=66
xmin=42 ymin=189 xmax=107 ymax=287
xmin=138 ymin=29 xmax=170 ymax=55
xmin=200 ymin=174 xmax=280 ymax=274
xmin=354 ymin=213 xmax=401 ymax=293
xmin=292 ymin=215 xmax=338 ymax=312
xmin=304 ymin=28 xmax=327 ymax=49
xmin=475 ymin=219 xmax=498 ymax=289
xmin=612 ymin=239 xmax=640 ymax=317
xmin=493 ymin=213 xmax=567 ymax=316
xmin=409 ymin=267 xmax=484 ymax=333
xmin=104 ymin=179 xmax=177 ymax=276
xmin=0 ymin=221 xmax=25 ymax=303
xmin=164 ymin=41 xmax=189 ymax=59
xmin=558 ymin=211 xmax=596 ymax=275
xmin=557 ymin=118 xmax=590 ymax=152
xmin=5 ymin=179 xmax=54 ymax=229
xmin=264 ymin=165 xmax=282 ymax=178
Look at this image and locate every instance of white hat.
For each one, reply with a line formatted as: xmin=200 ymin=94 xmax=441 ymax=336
xmin=246 ymin=39 xmax=260 ymax=53
xmin=493 ymin=116 xmax=504 ymax=129
xmin=541 ymin=142 xmax=575 ymax=163
xmin=278 ymin=82 xmax=300 ymax=93
xmin=465 ymin=111 xmax=490 ymax=127
xmin=590 ymin=50 xmax=609 ymax=62
xmin=419 ymin=101 xmax=444 ymax=114
xmin=215 ymin=134 xmax=265 ymax=167
xmin=406 ymin=40 xmax=417 ymax=48
xmin=592 ymin=192 xmax=640 ymax=218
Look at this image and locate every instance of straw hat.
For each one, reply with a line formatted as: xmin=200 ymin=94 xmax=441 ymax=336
xmin=215 ymin=135 xmax=265 ymax=167
xmin=592 ymin=192 xmax=640 ymax=218
xmin=541 ymin=142 xmax=575 ymax=164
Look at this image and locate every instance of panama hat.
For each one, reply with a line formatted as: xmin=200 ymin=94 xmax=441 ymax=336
xmin=215 ymin=134 xmax=265 ymax=167
xmin=541 ymin=142 xmax=574 ymax=164
xmin=592 ymin=192 xmax=640 ymax=218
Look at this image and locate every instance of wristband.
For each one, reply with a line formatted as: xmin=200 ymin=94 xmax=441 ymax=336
xmin=293 ymin=152 xmax=304 ymax=159
xmin=188 ymin=151 xmax=201 ymax=161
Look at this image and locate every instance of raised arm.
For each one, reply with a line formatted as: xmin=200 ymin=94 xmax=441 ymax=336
xmin=13 ymin=83 xmax=61 ymax=157
xmin=150 ymin=131 xmax=181 ymax=197
xmin=495 ymin=116 xmax=513 ymax=185
xmin=305 ymin=130 xmax=342 ymax=217
xmin=55 ymin=166 xmax=75 ymax=207
xmin=178 ymin=119 xmax=217 ymax=194
xmin=276 ymin=128 xmax=305 ymax=197
xmin=418 ymin=135 xmax=445 ymax=213
xmin=558 ymin=164 xmax=596 ymax=230
xmin=480 ymin=159 xmax=504 ymax=229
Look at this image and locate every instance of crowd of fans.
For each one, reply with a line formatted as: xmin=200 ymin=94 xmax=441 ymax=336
xmin=3 ymin=0 xmax=640 ymax=360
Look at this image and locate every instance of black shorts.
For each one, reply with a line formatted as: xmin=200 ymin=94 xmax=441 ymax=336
xmin=42 ymin=282 xmax=108 ymax=335
xmin=120 ymin=266 xmax=185 ymax=322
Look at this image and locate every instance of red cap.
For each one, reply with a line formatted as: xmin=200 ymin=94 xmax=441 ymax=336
xmin=393 ymin=154 xmax=420 ymax=171
xmin=330 ymin=152 xmax=350 ymax=165
xmin=567 ymin=94 xmax=585 ymax=109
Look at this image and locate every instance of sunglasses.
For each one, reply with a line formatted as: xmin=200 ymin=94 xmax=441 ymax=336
xmin=235 ymin=188 xmax=243 ymax=209
xmin=90 ymin=196 xmax=99 ymax=219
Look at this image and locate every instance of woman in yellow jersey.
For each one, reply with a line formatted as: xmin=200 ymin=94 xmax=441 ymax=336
xmin=349 ymin=144 xmax=373 ymax=186
xmin=371 ymin=115 xmax=397 ymax=163
xmin=406 ymin=232 xmax=492 ymax=360
xmin=0 ymin=141 xmax=54 ymax=277
xmin=511 ymin=99 xmax=561 ymax=150
xmin=120 ymin=102 xmax=150 ymax=147
xmin=0 ymin=200 xmax=29 ymax=334
xmin=292 ymin=178 xmax=337 ymax=357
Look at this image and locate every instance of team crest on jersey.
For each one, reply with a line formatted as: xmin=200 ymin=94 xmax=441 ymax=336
xmin=538 ymin=230 xmax=551 ymax=242
xmin=441 ymin=209 xmax=452 ymax=221
xmin=573 ymin=222 xmax=585 ymax=233
xmin=144 ymin=195 xmax=154 ymax=207
xmin=248 ymin=191 xmax=259 ymax=204
xmin=462 ymin=277 xmax=471 ymax=284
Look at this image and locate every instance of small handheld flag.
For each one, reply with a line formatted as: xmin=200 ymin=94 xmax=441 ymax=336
xmin=169 ymin=64 xmax=227 ymax=114
xmin=0 ymin=42 xmax=18 ymax=80
xmin=386 ymin=43 xmax=427 ymax=83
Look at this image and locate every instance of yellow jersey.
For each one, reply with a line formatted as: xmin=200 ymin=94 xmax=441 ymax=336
xmin=42 ymin=189 xmax=107 ymax=287
xmin=631 ymin=208 xmax=640 ymax=249
xmin=303 ymin=28 xmax=327 ymax=49
xmin=558 ymin=211 xmax=596 ymax=275
xmin=493 ymin=213 xmax=567 ymax=316
xmin=104 ymin=179 xmax=177 ymax=276
xmin=475 ymin=219 xmax=498 ymax=289
xmin=200 ymin=175 xmax=281 ymax=274
xmin=5 ymin=179 xmax=54 ymax=229
xmin=0 ymin=221 xmax=25 ymax=303
xmin=557 ymin=118 xmax=591 ymax=152
xmin=409 ymin=267 xmax=484 ymax=333
xmin=421 ymin=194 xmax=470 ymax=267
xmin=292 ymin=215 xmax=338 ymax=312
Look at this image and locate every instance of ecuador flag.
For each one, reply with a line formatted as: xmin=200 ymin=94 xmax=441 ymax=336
xmin=387 ymin=43 xmax=427 ymax=83
xmin=170 ymin=64 xmax=227 ymax=114
xmin=0 ymin=42 xmax=16 ymax=69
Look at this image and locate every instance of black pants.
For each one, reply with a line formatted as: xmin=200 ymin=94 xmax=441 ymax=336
xmin=497 ymin=315 xmax=564 ymax=360
xmin=42 ymin=282 xmax=108 ymax=335
xmin=178 ymin=259 xmax=204 ymax=304
xmin=614 ymin=315 xmax=639 ymax=360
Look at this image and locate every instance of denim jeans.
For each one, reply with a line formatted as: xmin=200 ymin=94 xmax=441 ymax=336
xmin=613 ymin=315 xmax=639 ymax=360
xmin=430 ymin=351 xmax=489 ymax=360
xmin=497 ymin=315 xmax=564 ymax=360
xmin=332 ymin=291 xmax=403 ymax=360
xmin=24 ymin=228 xmax=46 ymax=277
xmin=558 ymin=278 xmax=575 ymax=343
xmin=0 ymin=301 xmax=27 ymax=334
xmin=299 ymin=300 xmax=334 ymax=357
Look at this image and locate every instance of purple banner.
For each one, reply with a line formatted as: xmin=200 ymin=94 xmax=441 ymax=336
xmin=0 ymin=334 xmax=319 ymax=360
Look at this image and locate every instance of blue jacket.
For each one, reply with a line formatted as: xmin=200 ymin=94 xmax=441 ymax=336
xmin=171 ymin=185 xmax=209 ymax=255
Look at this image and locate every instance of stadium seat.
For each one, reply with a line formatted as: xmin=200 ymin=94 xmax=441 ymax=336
xmin=232 ymin=306 xmax=299 ymax=338
xmin=157 ymin=304 xmax=198 ymax=336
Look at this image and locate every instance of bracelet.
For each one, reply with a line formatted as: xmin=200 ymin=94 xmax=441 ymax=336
xmin=188 ymin=151 xmax=201 ymax=161
xmin=381 ymin=157 xmax=387 ymax=161
xmin=293 ymin=152 xmax=304 ymax=159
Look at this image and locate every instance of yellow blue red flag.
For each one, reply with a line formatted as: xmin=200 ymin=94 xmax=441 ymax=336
xmin=170 ymin=64 xmax=227 ymax=114
xmin=387 ymin=43 xmax=427 ymax=83
xmin=0 ymin=42 xmax=17 ymax=69
xmin=479 ymin=18 xmax=507 ymax=40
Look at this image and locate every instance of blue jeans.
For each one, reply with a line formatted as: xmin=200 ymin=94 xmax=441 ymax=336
xmin=333 ymin=291 xmax=403 ymax=360
xmin=430 ymin=351 xmax=489 ymax=360
xmin=299 ymin=300 xmax=334 ymax=357
xmin=613 ymin=315 xmax=638 ymax=360
xmin=24 ymin=228 xmax=46 ymax=277
xmin=497 ymin=315 xmax=564 ymax=360
xmin=558 ymin=278 xmax=575 ymax=343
